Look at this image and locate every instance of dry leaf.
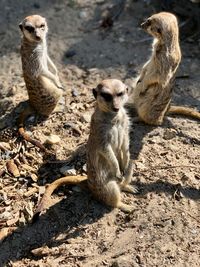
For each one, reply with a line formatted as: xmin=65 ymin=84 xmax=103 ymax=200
xmin=31 ymin=246 xmax=50 ymax=256
xmin=24 ymin=187 xmax=38 ymax=197
xmin=6 ymin=159 xmax=20 ymax=177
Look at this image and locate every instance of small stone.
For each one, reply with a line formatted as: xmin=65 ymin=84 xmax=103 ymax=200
xmin=119 ymin=37 xmax=125 ymax=43
xmin=81 ymin=113 xmax=91 ymax=123
xmin=27 ymin=116 xmax=35 ymax=124
xmin=71 ymin=88 xmax=79 ymax=97
xmin=135 ymin=162 xmax=147 ymax=171
xmin=45 ymin=134 xmax=61 ymax=145
xmin=163 ymin=128 xmax=177 ymax=140
xmin=60 ymin=165 xmax=76 ymax=176
xmin=79 ymin=10 xmax=88 ymax=19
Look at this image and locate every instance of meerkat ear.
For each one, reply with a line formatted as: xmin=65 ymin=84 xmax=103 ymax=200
xmin=92 ymin=88 xmax=98 ymax=99
xmin=19 ymin=22 xmax=23 ymax=31
xmin=126 ymin=86 xmax=130 ymax=95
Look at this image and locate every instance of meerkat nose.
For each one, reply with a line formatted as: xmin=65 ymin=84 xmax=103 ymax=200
xmin=113 ymin=107 xmax=119 ymax=112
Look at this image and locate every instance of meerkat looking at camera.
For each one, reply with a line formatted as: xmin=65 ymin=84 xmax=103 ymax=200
xmin=132 ymin=12 xmax=200 ymax=125
xmin=18 ymin=15 xmax=63 ymax=149
xmin=34 ymin=79 xmax=137 ymax=217
xmin=87 ymin=79 xmax=137 ymax=212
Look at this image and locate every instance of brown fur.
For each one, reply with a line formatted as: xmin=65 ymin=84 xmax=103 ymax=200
xmin=18 ymin=15 xmax=63 ymax=149
xmin=34 ymin=79 xmax=137 ymax=218
xmin=132 ymin=12 xmax=200 ymax=125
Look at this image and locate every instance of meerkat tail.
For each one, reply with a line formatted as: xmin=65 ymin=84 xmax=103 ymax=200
xmin=17 ymin=107 xmax=46 ymax=151
xmin=33 ymin=175 xmax=87 ymax=220
xmin=167 ymin=106 xmax=200 ymax=120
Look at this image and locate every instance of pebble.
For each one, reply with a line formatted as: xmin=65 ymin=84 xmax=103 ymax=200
xmin=163 ymin=128 xmax=177 ymax=140
xmin=71 ymin=88 xmax=79 ymax=97
xmin=81 ymin=113 xmax=91 ymax=123
xmin=135 ymin=162 xmax=147 ymax=171
xmin=119 ymin=37 xmax=125 ymax=43
xmin=45 ymin=134 xmax=61 ymax=145
xmin=60 ymin=165 xmax=76 ymax=176
xmin=79 ymin=10 xmax=88 ymax=19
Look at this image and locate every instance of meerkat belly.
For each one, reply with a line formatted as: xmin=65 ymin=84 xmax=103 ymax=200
xmin=110 ymin=124 xmax=124 ymax=151
xmin=24 ymin=75 xmax=62 ymax=116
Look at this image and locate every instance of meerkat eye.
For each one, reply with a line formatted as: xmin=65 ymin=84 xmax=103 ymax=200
xmin=146 ymin=19 xmax=151 ymax=27
xmin=40 ymin=24 xmax=45 ymax=29
xmin=100 ymin=92 xmax=112 ymax=102
xmin=157 ymin=28 xmax=162 ymax=34
xmin=117 ymin=92 xmax=124 ymax=97
xmin=25 ymin=25 xmax=34 ymax=33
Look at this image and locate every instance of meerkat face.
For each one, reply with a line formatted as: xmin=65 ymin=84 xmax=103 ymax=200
xmin=141 ymin=12 xmax=178 ymax=39
xmin=93 ymin=79 xmax=129 ymax=113
xmin=19 ymin=15 xmax=48 ymax=43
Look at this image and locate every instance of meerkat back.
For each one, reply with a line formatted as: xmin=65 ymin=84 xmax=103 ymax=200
xmin=132 ymin=12 xmax=182 ymax=125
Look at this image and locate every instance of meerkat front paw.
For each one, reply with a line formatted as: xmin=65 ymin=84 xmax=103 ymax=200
xmin=56 ymin=79 xmax=64 ymax=90
xmin=120 ymin=183 xmax=138 ymax=194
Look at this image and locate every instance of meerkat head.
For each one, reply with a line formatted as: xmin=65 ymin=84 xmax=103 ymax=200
xmin=19 ymin=15 xmax=48 ymax=43
xmin=141 ymin=12 xmax=178 ymax=40
xmin=93 ymin=79 xmax=129 ymax=113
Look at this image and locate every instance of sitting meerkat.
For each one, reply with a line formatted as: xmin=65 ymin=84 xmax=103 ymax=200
xmin=34 ymin=79 xmax=137 ymax=217
xmin=18 ymin=15 xmax=63 ymax=149
xmin=132 ymin=12 xmax=200 ymax=125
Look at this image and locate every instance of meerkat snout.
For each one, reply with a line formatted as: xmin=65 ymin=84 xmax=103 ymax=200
xmin=19 ymin=15 xmax=48 ymax=43
xmin=141 ymin=19 xmax=151 ymax=30
xmin=93 ymin=79 xmax=128 ymax=113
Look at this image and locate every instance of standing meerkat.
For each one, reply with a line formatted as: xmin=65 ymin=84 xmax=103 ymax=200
xmin=132 ymin=12 xmax=200 ymax=125
xmin=34 ymin=79 xmax=137 ymax=217
xmin=18 ymin=15 xmax=63 ymax=149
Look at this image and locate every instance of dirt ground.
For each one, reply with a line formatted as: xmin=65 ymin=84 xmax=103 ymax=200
xmin=0 ymin=0 xmax=199 ymax=266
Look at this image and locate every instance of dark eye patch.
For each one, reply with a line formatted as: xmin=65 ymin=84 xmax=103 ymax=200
xmin=100 ymin=92 xmax=112 ymax=102
xmin=146 ymin=19 xmax=151 ymax=27
xmin=40 ymin=24 xmax=45 ymax=29
xmin=25 ymin=25 xmax=34 ymax=33
xmin=157 ymin=27 xmax=161 ymax=34
xmin=117 ymin=91 xmax=124 ymax=97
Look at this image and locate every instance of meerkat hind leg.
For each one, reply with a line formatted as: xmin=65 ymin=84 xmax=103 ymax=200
xmin=52 ymin=96 xmax=66 ymax=114
xmin=103 ymin=181 xmax=134 ymax=212
xmin=117 ymin=202 xmax=134 ymax=213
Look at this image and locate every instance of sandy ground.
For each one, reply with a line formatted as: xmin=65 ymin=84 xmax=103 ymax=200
xmin=0 ymin=0 xmax=199 ymax=266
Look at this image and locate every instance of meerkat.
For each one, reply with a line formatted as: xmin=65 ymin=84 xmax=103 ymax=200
xmin=34 ymin=79 xmax=137 ymax=217
xmin=132 ymin=12 xmax=200 ymax=125
xmin=18 ymin=15 xmax=63 ymax=149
